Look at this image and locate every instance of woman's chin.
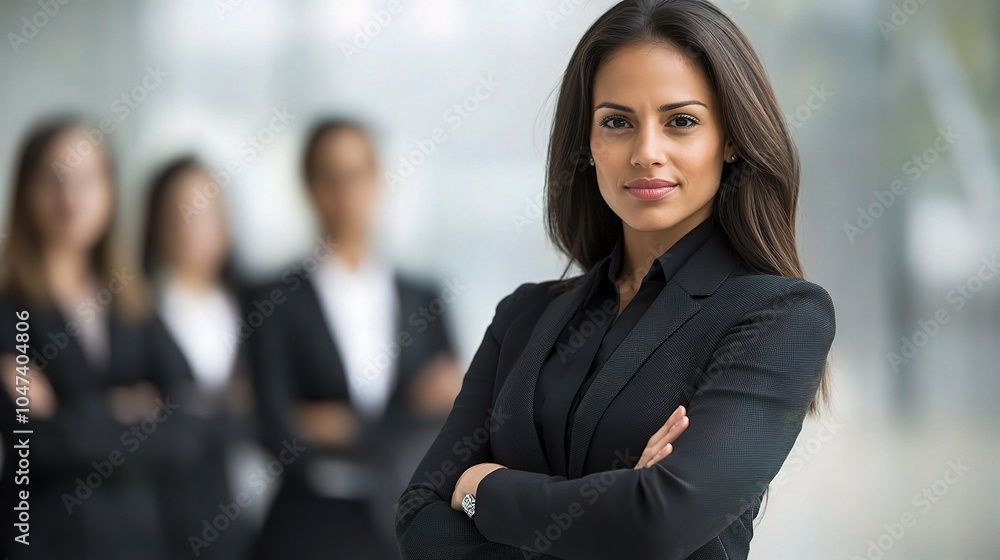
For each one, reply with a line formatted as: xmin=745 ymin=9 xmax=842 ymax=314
xmin=619 ymin=209 xmax=689 ymax=233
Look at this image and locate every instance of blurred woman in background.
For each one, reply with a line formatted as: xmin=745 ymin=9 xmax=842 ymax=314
xmin=141 ymin=155 xmax=256 ymax=559
xmin=247 ymin=118 xmax=463 ymax=560
xmin=0 ymin=117 xmax=190 ymax=560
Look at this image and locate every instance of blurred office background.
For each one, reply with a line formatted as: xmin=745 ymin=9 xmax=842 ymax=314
xmin=1 ymin=1 xmax=998 ymax=558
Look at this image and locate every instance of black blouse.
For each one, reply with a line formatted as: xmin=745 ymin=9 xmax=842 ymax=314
xmin=532 ymin=214 xmax=717 ymax=476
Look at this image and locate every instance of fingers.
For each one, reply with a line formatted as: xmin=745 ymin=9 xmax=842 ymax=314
xmin=648 ymin=438 xmax=678 ymax=466
xmin=411 ymin=355 xmax=462 ymax=415
xmin=634 ymin=407 xmax=680 ymax=469
xmin=293 ymin=402 xmax=360 ymax=447
xmin=634 ymin=406 xmax=690 ymax=469
xmin=635 ymin=419 xmax=686 ymax=469
xmin=646 ymin=443 xmax=672 ymax=468
xmin=635 ymin=420 xmax=685 ymax=469
xmin=647 ymin=405 xmax=685 ymax=445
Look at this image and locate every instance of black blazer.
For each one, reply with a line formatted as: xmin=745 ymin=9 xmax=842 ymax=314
xmin=249 ymin=269 xmax=457 ymax=467
xmin=246 ymin=269 xmax=456 ymax=558
xmin=395 ymin=229 xmax=836 ymax=560
xmin=0 ymin=294 xmax=193 ymax=560
xmin=151 ymin=282 xmax=256 ymax=560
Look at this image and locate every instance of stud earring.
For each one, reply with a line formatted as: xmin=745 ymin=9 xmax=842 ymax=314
xmin=589 ymin=157 xmax=595 ymax=166
xmin=727 ymin=154 xmax=738 ymax=163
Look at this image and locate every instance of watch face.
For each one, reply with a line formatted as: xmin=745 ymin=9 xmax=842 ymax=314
xmin=462 ymin=493 xmax=476 ymax=517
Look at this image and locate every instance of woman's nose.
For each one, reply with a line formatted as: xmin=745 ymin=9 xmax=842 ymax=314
xmin=630 ymin=128 xmax=669 ymax=168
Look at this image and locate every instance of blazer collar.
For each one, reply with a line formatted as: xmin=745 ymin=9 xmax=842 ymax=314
xmin=600 ymin=213 xmax=717 ymax=290
xmin=492 ymin=226 xmax=741 ymax=478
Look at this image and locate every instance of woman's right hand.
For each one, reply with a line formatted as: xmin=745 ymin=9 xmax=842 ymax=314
xmin=108 ymin=381 xmax=162 ymax=425
xmin=634 ymin=405 xmax=689 ymax=469
xmin=293 ymin=401 xmax=360 ymax=447
xmin=2 ymin=354 xmax=57 ymax=419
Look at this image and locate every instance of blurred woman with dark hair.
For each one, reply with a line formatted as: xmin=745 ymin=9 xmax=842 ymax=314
xmin=141 ymin=155 xmax=256 ymax=559
xmin=246 ymin=117 xmax=464 ymax=560
xmin=0 ymin=117 xmax=190 ymax=560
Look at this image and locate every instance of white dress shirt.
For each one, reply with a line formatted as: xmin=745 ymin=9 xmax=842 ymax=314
xmin=309 ymin=247 xmax=400 ymax=422
xmin=156 ymin=274 xmax=240 ymax=394
xmin=68 ymin=303 xmax=110 ymax=373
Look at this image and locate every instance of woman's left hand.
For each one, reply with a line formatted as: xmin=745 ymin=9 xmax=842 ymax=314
xmin=451 ymin=463 xmax=508 ymax=511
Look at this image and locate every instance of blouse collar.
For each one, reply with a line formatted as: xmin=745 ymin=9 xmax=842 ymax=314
xmin=598 ymin=214 xmax=717 ymax=291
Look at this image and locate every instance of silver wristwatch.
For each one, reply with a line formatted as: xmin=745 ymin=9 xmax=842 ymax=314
xmin=461 ymin=492 xmax=476 ymax=518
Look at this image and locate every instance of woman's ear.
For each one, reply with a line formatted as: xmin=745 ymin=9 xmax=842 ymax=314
xmin=723 ymin=139 xmax=740 ymax=163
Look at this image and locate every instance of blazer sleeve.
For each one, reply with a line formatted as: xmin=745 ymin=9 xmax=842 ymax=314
xmin=244 ymin=283 xmax=303 ymax=464
xmin=471 ymin=281 xmax=836 ymax=560
xmin=425 ymin=281 xmax=459 ymax=358
xmin=395 ymin=282 xmax=562 ymax=560
xmin=137 ymin=313 xmax=215 ymax=468
xmin=0 ymin=305 xmax=201 ymax=473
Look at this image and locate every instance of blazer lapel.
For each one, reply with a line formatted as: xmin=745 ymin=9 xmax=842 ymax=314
xmin=566 ymin=283 xmax=699 ymax=478
xmin=385 ymin=272 xmax=414 ymax=413
xmin=49 ymin=305 xmax=105 ymax=382
xmin=567 ymin=230 xmax=740 ymax=478
xmin=491 ymin=266 xmax=603 ymax=475
xmin=299 ymin=279 xmax=352 ymax=397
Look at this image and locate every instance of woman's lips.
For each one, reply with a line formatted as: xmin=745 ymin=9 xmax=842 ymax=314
xmin=624 ymin=178 xmax=678 ymax=201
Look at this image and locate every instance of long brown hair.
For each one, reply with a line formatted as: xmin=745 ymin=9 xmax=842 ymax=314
xmin=544 ymin=0 xmax=831 ymax=518
xmin=1 ymin=116 xmax=149 ymax=321
xmin=141 ymin=154 xmax=239 ymax=292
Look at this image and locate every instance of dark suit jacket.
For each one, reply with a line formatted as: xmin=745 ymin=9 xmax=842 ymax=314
xmin=0 ymin=293 xmax=195 ymax=560
xmin=246 ymin=269 xmax=456 ymax=558
xmin=395 ymin=229 xmax=836 ymax=560
xmin=151 ymin=282 xmax=256 ymax=560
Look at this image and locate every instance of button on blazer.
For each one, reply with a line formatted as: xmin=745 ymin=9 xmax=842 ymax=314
xmin=396 ymin=228 xmax=836 ymax=560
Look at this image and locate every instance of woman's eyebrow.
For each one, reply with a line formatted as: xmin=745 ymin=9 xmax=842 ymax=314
xmin=593 ymin=100 xmax=707 ymax=112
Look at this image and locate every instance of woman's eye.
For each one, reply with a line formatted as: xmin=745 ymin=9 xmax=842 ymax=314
xmin=670 ymin=114 xmax=700 ymax=129
xmin=600 ymin=115 xmax=630 ymax=129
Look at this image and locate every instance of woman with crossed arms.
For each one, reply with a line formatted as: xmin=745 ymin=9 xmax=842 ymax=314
xmin=395 ymin=1 xmax=836 ymax=558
